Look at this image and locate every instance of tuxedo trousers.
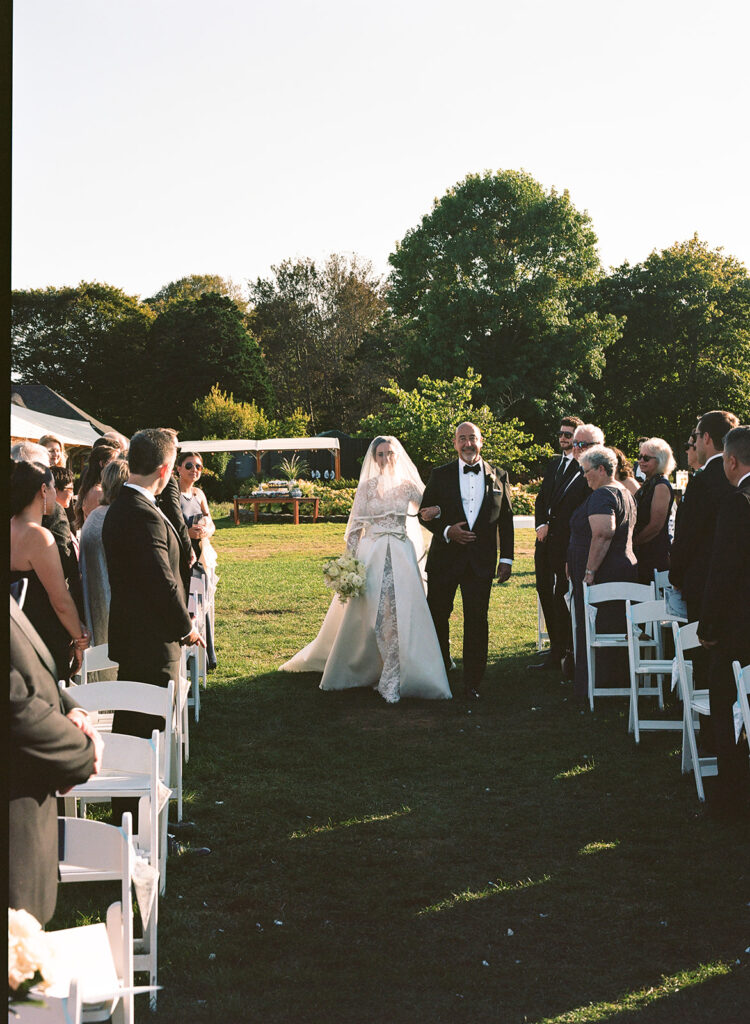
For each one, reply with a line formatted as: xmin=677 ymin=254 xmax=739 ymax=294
xmin=707 ymin=641 xmax=750 ymax=808
xmin=534 ymin=540 xmax=571 ymax=657
xmin=427 ymin=567 xmax=493 ymax=689
xmin=112 ymin=655 xmax=179 ymax=829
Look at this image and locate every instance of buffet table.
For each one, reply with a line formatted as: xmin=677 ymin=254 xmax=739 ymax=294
xmin=233 ymin=495 xmax=320 ymax=525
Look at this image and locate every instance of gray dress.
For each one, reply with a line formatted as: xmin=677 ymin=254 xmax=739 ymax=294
xmin=79 ymin=506 xmax=116 ymax=679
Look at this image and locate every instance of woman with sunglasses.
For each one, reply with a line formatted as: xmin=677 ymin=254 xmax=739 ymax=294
xmin=684 ymin=431 xmax=700 ymax=473
xmin=176 ymin=452 xmax=218 ymax=669
xmin=632 ymin=438 xmax=676 ymax=585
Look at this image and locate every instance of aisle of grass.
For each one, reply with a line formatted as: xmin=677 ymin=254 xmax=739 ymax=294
xmin=54 ymin=516 xmax=749 ymax=1023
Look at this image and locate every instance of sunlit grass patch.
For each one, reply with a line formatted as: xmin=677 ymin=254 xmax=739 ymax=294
xmin=533 ymin=961 xmax=734 ymax=1023
xmin=289 ymin=806 xmax=412 ymax=840
xmin=578 ymin=840 xmax=620 ymax=856
xmin=555 ymin=759 xmax=596 ymax=779
xmin=417 ymin=874 xmax=551 ymax=916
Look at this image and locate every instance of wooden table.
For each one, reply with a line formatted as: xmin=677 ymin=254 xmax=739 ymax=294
xmin=233 ymin=495 xmax=320 ymax=525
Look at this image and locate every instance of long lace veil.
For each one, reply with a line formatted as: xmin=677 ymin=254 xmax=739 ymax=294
xmin=344 ymin=436 xmax=427 ymax=568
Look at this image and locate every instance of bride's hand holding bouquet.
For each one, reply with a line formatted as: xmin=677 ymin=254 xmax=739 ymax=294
xmin=323 ymin=554 xmax=367 ymax=603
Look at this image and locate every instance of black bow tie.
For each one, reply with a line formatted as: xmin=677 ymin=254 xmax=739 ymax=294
xmin=463 ymin=463 xmax=481 ymax=475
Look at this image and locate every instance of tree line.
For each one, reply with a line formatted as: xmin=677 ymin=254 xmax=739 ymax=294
xmin=11 ymin=169 xmax=750 ymax=471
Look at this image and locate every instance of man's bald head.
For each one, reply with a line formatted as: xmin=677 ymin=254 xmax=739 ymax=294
xmin=454 ymin=422 xmax=483 ymax=465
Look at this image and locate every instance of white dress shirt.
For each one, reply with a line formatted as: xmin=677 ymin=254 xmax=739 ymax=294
xmin=444 ymin=460 xmax=512 ymax=564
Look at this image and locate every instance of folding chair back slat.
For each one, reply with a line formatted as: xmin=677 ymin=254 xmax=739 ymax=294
xmin=672 ymin=621 xmax=716 ymax=800
xmin=584 ymin=581 xmax=655 ymax=710
xmin=626 ymin=598 xmax=685 ymax=743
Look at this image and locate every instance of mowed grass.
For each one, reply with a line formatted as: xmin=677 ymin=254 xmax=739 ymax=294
xmin=52 ymin=516 xmax=750 ymax=1024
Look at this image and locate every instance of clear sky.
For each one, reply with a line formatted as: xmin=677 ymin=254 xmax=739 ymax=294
xmin=12 ymin=0 xmax=750 ymax=300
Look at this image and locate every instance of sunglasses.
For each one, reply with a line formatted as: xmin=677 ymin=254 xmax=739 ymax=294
xmin=637 ymin=454 xmax=655 ymax=462
xmin=684 ymin=443 xmax=695 ymax=452
xmin=183 ymin=461 xmax=203 ymax=471
xmin=558 ymin=430 xmax=574 ymax=438
xmin=572 ymin=440 xmax=595 ymax=449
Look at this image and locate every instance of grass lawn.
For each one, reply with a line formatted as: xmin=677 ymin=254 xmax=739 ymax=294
xmin=53 ymin=514 xmax=750 ymax=1024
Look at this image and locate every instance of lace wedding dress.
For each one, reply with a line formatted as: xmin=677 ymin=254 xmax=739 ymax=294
xmin=280 ymin=441 xmax=451 ymax=703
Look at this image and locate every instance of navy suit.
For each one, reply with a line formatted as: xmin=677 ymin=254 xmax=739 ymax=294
xmin=420 ymin=460 xmax=514 ymax=690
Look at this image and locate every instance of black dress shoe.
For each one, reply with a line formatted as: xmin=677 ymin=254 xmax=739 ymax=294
xmin=528 ymin=651 xmax=562 ymax=670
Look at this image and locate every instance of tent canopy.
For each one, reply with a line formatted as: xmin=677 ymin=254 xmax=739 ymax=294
xmin=10 ymin=405 xmax=101 ymax=447
xmin=177 ymin=437 xmax=339 ymax=453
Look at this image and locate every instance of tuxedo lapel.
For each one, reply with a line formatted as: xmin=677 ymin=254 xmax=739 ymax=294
xmin=551 ymin=458 xmax=579 ymax=504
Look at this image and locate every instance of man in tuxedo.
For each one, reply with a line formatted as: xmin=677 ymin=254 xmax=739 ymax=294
xmin=10 ymin=597 xmax=101 ymax=923
xmin=531 ymin=416 xmax=588 ymax=675
xmin=698 ymin=425 xmax=750 ymax=816
xmin=420 ymin=422 xmax=514 ymax=699
xmin=154 ymin=428 xmax=194 ymax=596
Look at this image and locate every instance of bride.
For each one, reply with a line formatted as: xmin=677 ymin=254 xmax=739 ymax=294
xmin=280 ymin=436 xmax=452 ymax=703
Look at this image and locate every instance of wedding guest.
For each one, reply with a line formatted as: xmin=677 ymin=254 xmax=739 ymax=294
xmin=74 ymin=440 xmax=120 ymax=530
xmin=633 ymin=437 xmax=675 ymax=584
xmin=80 ymin=459 xmax=130 ymax=655
xmin=567 ymin=444 xmax=637 ymax=706
xmin=10 ymin=596 xmax=100 ymax=924
xmin=155 ymin=431 xmax=193 ymax=596
xmin=10 ymin=461 xmax=90 ymax=681
xmin=39 ymin=433 xmax=66 ymax=468
xmin=176 ymin=451 xmax=218 ymax=669
xmin=11 ymin=441 xmax=50 ymax=464
xmin=611 ymin=448 xmax=640 ymax=496
xmin=101 ymin=430 xmax=129 ymax=454
xmin=685 ymin=430 xmax=700 ymax=473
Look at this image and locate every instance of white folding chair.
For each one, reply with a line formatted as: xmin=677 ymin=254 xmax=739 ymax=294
xmin=10 ymin=980 xmax=82 ymax=1024
xmin=626 ymin=599 xmax=686 ymax=742
xmin=58 ymin=814 xmax=136 ymax=1022
xmin=583 ymin=581 xmax=655 ymax=710
xmin=652 ymin=569 xmax=671 ymax=601
xmin=672 ymin=621 xmax=716 ymax=800
xmin=733 ymin=661 xmax=750 ymax=765
xmin=59 ymin=813 xmax=159 ymax=1014
xmin=78 ymin=643 xmax=119 ymax=685
xmin=537 ymin=595 xmax=550 ymax=652
xmin=188 ymin=576 xmax=208 ymax=696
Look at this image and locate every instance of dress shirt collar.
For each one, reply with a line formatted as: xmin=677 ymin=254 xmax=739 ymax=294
xmin=703 ymin=452 xmax=723 ymax=468
xmin=459 ymin=458 xmax=483 ymax=473
xmin=737 ymin=470 xmax=750 ymax=488
xmin=125 ymin=482 xmax=157 ymax=504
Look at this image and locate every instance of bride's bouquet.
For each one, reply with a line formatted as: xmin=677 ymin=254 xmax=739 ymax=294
xmin=323 ymin=554 xmax=367 ymax=603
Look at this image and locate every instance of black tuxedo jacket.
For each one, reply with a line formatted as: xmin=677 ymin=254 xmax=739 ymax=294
xmin=534 ymin=456 xmax=590 ymax=564
xmin=42 ymin=501 xmax=84 ymax=617
xmin=670 ymin=456 xmax=735 ymax=607
xmin=421 ymin=459 xmax=514 ymax=580
xmin=156 ymin=475 xmax=193 ymax=594
xmin=698 ymin=477 xmax=750 ymax=645
xmin=103 ymin=485 xmax=193 ymax=673
xmin=10 ymin=598 xmax=95 ymax=924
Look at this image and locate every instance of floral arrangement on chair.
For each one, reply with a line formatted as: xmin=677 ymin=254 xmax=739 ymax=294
xmin=323 ymin=555 xmax=367 ymax=603
xmin=8 ymin=909 xmax=60 ymax=1008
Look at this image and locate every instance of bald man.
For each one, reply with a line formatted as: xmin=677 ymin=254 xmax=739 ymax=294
xmin=420 ymin=423 xmax=514 ymax=698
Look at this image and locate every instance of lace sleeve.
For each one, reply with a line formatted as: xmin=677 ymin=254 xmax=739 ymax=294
xmin=345 ymin=481 xmax=371 ymax=556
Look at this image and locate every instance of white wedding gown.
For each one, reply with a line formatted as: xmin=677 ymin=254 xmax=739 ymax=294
xmin=280 ymin=479 xmax=452 ymax=703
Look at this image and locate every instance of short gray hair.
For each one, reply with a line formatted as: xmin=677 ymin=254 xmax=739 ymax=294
xmin=100 ymin=458 xmax=130 ymax=505
xmin=723 ymin=425 xmax=750 ymax=466
xmin=574 ymin=423 xmax=605 ymax=445
xmin=639 ymin=437 xmax=676 ymax=476
xmin=11 ymin=441 xmax=51 ymax=465
xmin=580 ymin=444 xmax=617 ymax=477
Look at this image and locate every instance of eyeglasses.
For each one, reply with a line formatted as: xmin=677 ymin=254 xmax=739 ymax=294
xmin=572 ymin=440 xmax=595 ymax=449
xmin=183 ymin=462 xmax=203 ymax=471
xmin=637 ymin=454 xmax=655 ymax=462
xmin=558 ymin=430 xmax=574 ymax=438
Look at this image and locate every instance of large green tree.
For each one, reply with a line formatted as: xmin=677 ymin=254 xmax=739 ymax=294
xmin=249 ymin=254 xmax=402 ymax=433
xmin=387 ymin=169 xmax=621 ymax=438
xmin=359 ymin=369 xmax=552 ymax=479
xmin=11 ymin=282 xmax=155 ymax=430
xmin=594 ymin=236 xmax=750 ymax=455
xmin=146 ymin=292 xmax=274 ymax=430
xmin=144 ymin=274 xmax=247 ymax=313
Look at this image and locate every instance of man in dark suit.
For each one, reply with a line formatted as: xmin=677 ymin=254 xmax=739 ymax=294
xmin=670 ymin=410 xmax=739 ymax=622
xmin=420 ymin=422 xmax=514 ymax=699
xmin=698 ymin=426 xmax=750 ymax=815
xmin=10 ymin=597 xmax=100 ymax=924
xmin=531 ymin=415 xmax=588 ymax=674
xmin=154 ymin=429 xmax=194 ymax=596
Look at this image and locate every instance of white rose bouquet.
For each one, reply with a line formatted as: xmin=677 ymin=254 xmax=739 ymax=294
xmin=8 ymin=908 xmax=60 ymax=1006
xmin=323 ymin=554 xmax=367 ymax=603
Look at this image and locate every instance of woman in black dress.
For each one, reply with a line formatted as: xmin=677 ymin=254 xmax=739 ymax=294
xmin=633 ymin=437 xmax=675 ymax=585
xmin=567 ymin=445 xmax=638 ymax=704
xmin=10 ymin=461 xmax=90 ymax=680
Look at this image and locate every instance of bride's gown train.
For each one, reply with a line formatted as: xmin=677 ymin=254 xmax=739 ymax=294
xmin=280 ymin=478 xmax=451 ymax=702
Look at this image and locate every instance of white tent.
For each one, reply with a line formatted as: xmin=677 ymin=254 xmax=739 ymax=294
xmin=177 ymin=437 xmax=341 ymax=477
xmin=10 ymin=405 xmax=101 ymax=447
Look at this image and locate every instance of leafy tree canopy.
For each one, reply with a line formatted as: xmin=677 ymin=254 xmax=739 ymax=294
xmin=387 ymin=169 xmax=621 ymax=437
xmin=144 ymin=274 xmax=247 ymax=313
xmin=359 ymin=368 xmax=552 ymax=479
xmin=249 ymin=254 xmax=402 ymax=433
xmin=146 ymin=292 xmax=274 ymax=431
xmin=11 ymin=282 xmax=155 ymax=432
xmin=594 ymin=235 xmax=750 ymax=456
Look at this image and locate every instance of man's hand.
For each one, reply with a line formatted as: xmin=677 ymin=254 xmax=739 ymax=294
xmin=419 ymin=505 xmax=441 ymax=522
xmin=536 ymin=524 xmax=549 ymax=543
xmin=496 ymin=564 xmax=512 ymax=584
xmin=447 ymin=521 xmax=476 ymax=545
xmin=186 ymin=627 xmax=206 ymax=648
